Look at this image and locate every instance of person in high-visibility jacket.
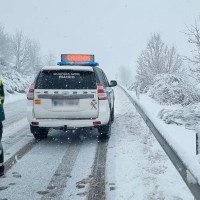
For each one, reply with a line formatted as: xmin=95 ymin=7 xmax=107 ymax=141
xmin=0 ymin=80 xmax=5 ymax=176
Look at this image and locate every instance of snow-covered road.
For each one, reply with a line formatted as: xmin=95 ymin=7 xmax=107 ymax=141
xmin=2 ymin=99 xmax=30 ymax=154
xmin=0 ymin=87 xmax=194 ymax=199
xmin=3 ymin=99 xmax=27 ymax=129
xmin=107 ymin=87 xmax=193 ymax=200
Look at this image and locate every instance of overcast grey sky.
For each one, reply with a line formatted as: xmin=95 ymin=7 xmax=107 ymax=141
xmin=0 ymin=0 xmax=200 ymax=79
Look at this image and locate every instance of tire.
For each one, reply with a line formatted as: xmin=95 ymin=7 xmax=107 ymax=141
xmin=30 ymin=125 xmax=48 ymax=140
xmin=98 ymin=120 xmax=111 ymax=140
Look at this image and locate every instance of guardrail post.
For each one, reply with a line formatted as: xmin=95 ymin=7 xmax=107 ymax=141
xmin=196 ymin=131 xmax=200 ymax=155
xmin=195 ymin=130 xmax=200 ymax=200
xmin=136 ymin=85 xmax=140 ymax=99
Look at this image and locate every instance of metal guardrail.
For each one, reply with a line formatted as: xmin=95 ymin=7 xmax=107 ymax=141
xmin=119 ymin=85 xmax=200 ymax=199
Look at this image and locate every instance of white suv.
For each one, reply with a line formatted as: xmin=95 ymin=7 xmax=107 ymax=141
xmin=27 ymin=55 xmax=117 ymax=140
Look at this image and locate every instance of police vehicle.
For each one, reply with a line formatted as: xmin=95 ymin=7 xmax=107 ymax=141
xmin=27 ymin=54 xmax=117 ymax=140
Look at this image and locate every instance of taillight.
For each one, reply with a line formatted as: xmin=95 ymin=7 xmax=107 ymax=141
xmin=93 ymin=121 xmax=101 ymax=126
xmin=27 ymin=82 xmax=35 ymax=100
xmin=32 ymin=122 xmax=39 ymax=126
xmin=97 ymin=83 xmax=107 ymax=100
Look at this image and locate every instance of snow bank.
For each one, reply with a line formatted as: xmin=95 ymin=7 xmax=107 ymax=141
xmin=4 ymin=92 xmax=26 ymax=105
xmin=148 ymin=74 xmax=188 ymax=105
xmin=0 ymin=69 xmax=32 ymax=93
xmin=159 ymin=103 xmax=200 ymax=130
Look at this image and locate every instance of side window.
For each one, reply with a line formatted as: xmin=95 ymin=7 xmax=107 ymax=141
xmin=94 ymin=68 xmax=109 ymax=87
xmin=95 ymin=68 xmax=105 ymax=85
xmin=101 ymin=70 xmax=109 ymax=87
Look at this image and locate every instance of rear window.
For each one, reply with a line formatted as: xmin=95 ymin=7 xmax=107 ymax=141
xmin=35 ymin=70 xmax=97 ymax=89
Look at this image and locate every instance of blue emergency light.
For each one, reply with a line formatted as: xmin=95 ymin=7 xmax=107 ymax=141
xmin=57 ymin=61 xmax=99 ymax=66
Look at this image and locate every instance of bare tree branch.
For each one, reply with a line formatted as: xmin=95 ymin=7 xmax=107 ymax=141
xmin=136 ymin=33 xmax=183 ymax=92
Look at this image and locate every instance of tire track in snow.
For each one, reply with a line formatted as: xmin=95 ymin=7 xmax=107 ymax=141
xmin=40 ymin=137 xmax=82 ymax=200
xmin=4 ymin=139 xmax=37 ymax=173
xmin=2 ymin=119 xmax=33 ymax=172
xmin=2 ymin=117 xmax=28 ymax=137
xmin=87 ymin=139 xmax=108 ymax=200
xmin=3 ymin=124 xmax=30 ymax=152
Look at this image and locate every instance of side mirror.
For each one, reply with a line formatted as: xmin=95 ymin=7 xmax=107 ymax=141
xmin=110 ymin=80 xmax=117 ymax=87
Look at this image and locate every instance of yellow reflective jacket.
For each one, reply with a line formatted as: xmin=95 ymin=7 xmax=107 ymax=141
xmin=0 ymin=80 xmax=3 ymax=105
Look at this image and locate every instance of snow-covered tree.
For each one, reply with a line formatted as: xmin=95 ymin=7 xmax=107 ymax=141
xmin=26 ymin=41 xmax=41 ymax=74
xmin=11 ymin=31 xmax=31 ymax=72
xmin=44 ymin=52 xmax=56 ymax=66
xmin=185 ymin=19 xmax=200 ymax=82
xmin=164 ymin=46 xmax=183 ymax=73
xmin=0 ymin=25 xmax=12 ymax=67
xmin=136 ymin=33 xmax=182 ymax=92
xmin=11 ymin=31 xmax=43 ymax=75
xmin=0 ymin=25 xmax=47 ymax=92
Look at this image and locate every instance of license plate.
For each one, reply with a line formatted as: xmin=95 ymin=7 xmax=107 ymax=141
xmin=53 ymin=99 xmax=79 ymax=107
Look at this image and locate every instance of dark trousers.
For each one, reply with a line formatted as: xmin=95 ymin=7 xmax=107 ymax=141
xmin=0 ymin=122 xmax=3 ymax=140
xmin=0 ymin=122 xmax=4 ymax=168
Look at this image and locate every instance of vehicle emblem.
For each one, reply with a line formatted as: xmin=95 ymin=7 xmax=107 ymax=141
xmin=91 ymin=99 xmax=97 ymax=110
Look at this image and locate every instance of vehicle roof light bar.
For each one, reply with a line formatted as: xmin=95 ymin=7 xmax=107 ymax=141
xmin=57 ymin=61 xmax=99 ymax=66
xmin=61 ymin=54 xmax=95 ymax=62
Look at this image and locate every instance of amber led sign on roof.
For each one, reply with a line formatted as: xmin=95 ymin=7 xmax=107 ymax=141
xmin=61 ymin=54 xmax=94 ymax=62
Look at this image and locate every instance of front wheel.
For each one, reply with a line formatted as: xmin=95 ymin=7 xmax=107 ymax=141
xmin=30 ymin=125 xmax=48 ymax=140
xmin=98 ymin=120 xmax=111 ymax=140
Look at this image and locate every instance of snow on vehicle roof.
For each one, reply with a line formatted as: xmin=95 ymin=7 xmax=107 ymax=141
xmin=41 ymin=65 xmax=94 ymax=71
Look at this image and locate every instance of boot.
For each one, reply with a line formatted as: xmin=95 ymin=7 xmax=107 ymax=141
xmin=0 ymin=165 xmax=4 ymax=176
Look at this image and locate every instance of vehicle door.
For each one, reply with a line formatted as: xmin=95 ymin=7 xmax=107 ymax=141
xmin=100 ymin=70 xmax=114 ymax=110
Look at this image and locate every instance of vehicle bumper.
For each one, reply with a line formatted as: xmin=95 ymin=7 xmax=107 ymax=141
xmin=29 ymin=117 xmax=109 ymax=129
xmin=27 ymin=100 xmax=110 ymax=129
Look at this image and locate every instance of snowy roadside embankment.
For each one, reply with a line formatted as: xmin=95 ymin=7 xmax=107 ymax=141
xmin=107 ymin=87 xmax=193 ymax=199
xmin=0 ymin=68 xmax=31 ymax=103
xmin=121 ymin=86 xmax=200 ymax=184
xmin=0 ymin=69 xmax=32 ymax=94
xmin=4 ymin=92 xmax=26 ymax=105
xmin=159 ymin=104 xmax=200 ymax=130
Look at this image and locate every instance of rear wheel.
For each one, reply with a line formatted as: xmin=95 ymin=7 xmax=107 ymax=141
xmin=98 ymin=120 xmax=111 ymax=140
xmin=30 ymin=125 xmax=48 ymax=140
